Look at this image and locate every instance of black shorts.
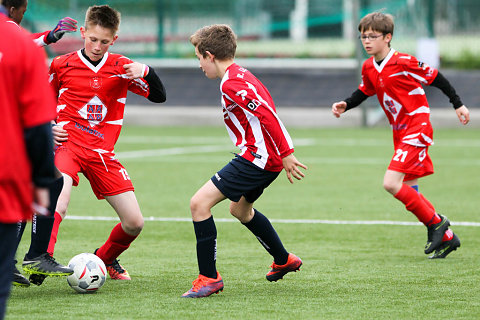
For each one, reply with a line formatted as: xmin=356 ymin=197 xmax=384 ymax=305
xmin=211 ymin=155 xmax=280 ymax=203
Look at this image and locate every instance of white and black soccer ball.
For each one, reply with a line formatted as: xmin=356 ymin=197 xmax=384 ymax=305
xmin=67 ymin=253 xmax=106 ymax=293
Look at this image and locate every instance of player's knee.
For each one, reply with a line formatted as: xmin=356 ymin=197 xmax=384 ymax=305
xmin=383 ymin=180 xmax=398 ymax=195
xmin=55 ymin=200 xmax=68 ymax=218
xmin=123 ymin=218 xmax=143 ymax=236
xmin=189 ymin=196 xmax=205 ymax=216
xmin=190 ymin=196 xmax=212 ymax=221
xmin=229 ymin=206 xmax=252 ymax=223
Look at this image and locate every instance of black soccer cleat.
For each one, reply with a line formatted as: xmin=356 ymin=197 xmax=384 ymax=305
xmin=424 ymin=215 xmax=450 ymax=254
xmin=13 ymin=265 xmax=30 ymax=287
xmin=29 ymin=274 xmax=48 ymax=286
xmin=22 ymin=253 xmax=73 ymax=276
xmin=429 ymin=233 xmax=461 ymax=259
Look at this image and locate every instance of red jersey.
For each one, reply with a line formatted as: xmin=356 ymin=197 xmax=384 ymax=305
xmin=221 ymin=63 xmax=294 ymax=172
xmin=49 ymin=50 xmax=150 ymax=153
xmin=0 ymin=15 xmax=57 ymax=223
xmin=359 ymin=49 xmax=438 ymax=147
xmin=5 ymin=19 xmax=51 ymax=47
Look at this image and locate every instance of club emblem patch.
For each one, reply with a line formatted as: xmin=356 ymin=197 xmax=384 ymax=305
xmin=90 ymin=77 xmax=102 ymax=90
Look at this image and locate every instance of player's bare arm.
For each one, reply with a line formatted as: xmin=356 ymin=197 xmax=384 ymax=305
xmin=332 ymin=101 xmax=347 ymax=118
xmin=282 ymin=154 xmax=307 ymax=184
xmin=455 ymin=105 xmax=470 ymax=125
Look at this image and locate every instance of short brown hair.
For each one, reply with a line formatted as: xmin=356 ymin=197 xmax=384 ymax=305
xmin=190 ymin=24 xmax=237 ymax=60
xmin=85 ymin=5 xmax=121 ymax=34
xmin=358 ymin=12 xmax=394 ymax=35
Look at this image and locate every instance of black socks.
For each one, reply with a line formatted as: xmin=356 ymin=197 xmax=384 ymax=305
xmin=243 ymin=209 xmax=289 ymax=265
xmin=26 ymin=176 xmax=63 ymax=259
xmin=193 ymin=216 xmax=217 ymax=279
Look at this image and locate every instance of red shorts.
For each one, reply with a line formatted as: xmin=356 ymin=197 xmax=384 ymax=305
xmin=55 ymin=142 xmax=134 ymax=199
xmin=388 ymin=142 xmax=434 ymax=181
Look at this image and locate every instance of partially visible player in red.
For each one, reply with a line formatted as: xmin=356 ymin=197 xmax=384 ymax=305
xmin=47 ymin=5 xmax=166 ymax=281
xmin=0 ymin=7 xmax=57 ymax=317
xmin=2 ymin=0 xmax=77 ymax=47
xmin=182 ymin=24 xmax=307 ymax=298
xmin=3 ymin=0 xmax=77 ymax=288
xmin=331 ymin=12 xmax=470 ymax=259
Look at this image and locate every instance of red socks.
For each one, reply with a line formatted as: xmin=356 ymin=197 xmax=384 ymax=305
xmin=95 ymin=223 xmax=137 ymax=265
xmin=47 ymin=211 xmax=63 ymax=256
xmin=443 ymin=229 xmax=454 ymax=241
xmin=394 ymin=184 xmax=441 ymax=226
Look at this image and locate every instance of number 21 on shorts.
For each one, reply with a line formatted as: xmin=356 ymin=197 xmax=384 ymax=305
xmin=393 ymin=149 xmax=408 ymax=162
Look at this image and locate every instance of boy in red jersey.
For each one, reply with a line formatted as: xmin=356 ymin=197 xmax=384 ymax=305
xmin=47 ymin=5 xmax=166 ymax=280
xmin=3 ymin=0 xmax=77 ymax=288
xmin=0 ymin=8 xmax=57 ymax=317
xmin=332 ymin=12 xmax=470 ymax=259
xmin=182 ymin=24 xmax=307 ymax=298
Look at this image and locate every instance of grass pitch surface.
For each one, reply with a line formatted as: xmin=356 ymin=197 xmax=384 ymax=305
xmin=9 ymin=126 xmax=480 ymax=319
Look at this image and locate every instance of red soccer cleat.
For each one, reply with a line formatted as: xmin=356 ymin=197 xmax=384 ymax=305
xmin=266 ymin=253 xmax=302 ymax=282
xmin=182 ymin=272 xmax=224 ymax=298
xmin=106 ymin=259 xmax=131 ymax=280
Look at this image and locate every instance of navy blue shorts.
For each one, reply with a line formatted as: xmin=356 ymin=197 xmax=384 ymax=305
xmin=211 ymin=155 xmax=280 ymax=203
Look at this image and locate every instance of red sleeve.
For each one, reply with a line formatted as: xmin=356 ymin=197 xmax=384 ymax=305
xmin=223 ymin=78 xmax=294 ymax=158
xmin=358 ymin=60 xmax=376 ymax=96
xmin=31 ymin=30 xmax=51 ymax=47
xmin=20 ymin=38 xmax=57 ymax=128
xmin=48 ymin=58 xmax=60 ymax=97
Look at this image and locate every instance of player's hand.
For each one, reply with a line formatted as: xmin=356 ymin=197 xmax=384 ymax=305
xmin=123 ymin=62 xmax=149 ymax=79
xmin=47 ymin=17 xmax=78 ymax=43
xmin=332 ymin=101 xmax=347 ymax=118
xmin=52 ymin=124 xmax=68 ymax=146
xmin=455 ymin=105 xmax=470 ymax=125
xmin=32 ymin=187 xmax=49 ymax=216
xmin=282 ymin=154 xmax=307 ymax=184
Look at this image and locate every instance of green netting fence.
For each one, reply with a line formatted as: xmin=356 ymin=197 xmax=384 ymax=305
xmin=21 ymin=0 xmax=480 ymax=68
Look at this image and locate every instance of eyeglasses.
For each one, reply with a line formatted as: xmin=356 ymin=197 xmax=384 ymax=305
xmin=359 ymin=34 xmax=384 ymax=41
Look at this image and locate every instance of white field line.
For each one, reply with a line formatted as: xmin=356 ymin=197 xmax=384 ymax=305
xmin=119 ymin=136 xmax=480 ymax=148
xmin=115 ymin=139 xmax=314 ymax=159
xmin=65 ymin=215 xmax=480 ymax=227
xmin=115 ymin=145 xmax=480 ymax=166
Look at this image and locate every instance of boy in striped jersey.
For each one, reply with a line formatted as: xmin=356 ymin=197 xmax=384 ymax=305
xmin=183 ymin=24 xmax=307 ymax=298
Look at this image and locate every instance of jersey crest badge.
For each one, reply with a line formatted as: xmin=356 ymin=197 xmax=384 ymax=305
xmin=90 ymin=77 xmax=102 ymax=90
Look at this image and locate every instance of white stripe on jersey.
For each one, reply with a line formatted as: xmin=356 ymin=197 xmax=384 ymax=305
xmin=105 ymin=119 xmax=123 ymax=125
xmin=58 ymin=88 xmax=68 ymax=98
xmin=408 ymin=87 xmax=425 ymax=95
xmin=406 ymin=106 xmax=430 ymax=116
xmin=389 ymin=71 xmax=428 ymax=84
xmin=117 ymin=98 xmax=127 ymax=104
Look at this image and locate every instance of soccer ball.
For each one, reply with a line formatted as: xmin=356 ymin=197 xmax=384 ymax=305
xmin=66 ymin=253 xmax=106 ymax=293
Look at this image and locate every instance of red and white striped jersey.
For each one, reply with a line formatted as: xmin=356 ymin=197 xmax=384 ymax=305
xmin=220 ymin=63 xmax=294 ymax=172
xmin=359 ymin=49 xmax=438 ymax=147
xmin=49 ymin=50 xmax=150 ymax=152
